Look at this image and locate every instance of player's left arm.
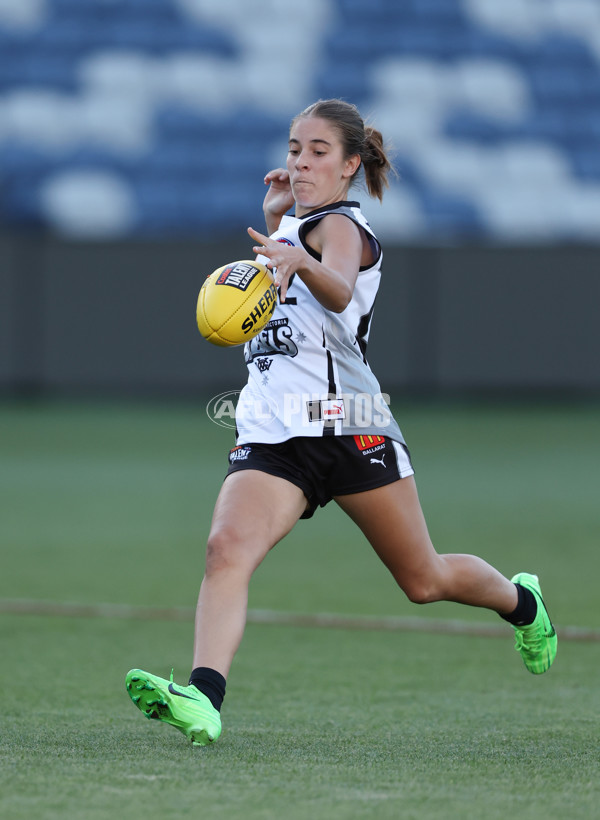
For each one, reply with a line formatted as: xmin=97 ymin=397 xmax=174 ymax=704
xmin=247 ymin=214 xmax=362 ymax=312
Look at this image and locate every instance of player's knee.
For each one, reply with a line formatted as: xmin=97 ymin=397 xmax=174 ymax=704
xmin=205 ymin=525 xmax=243 ymax=575
xmin=401 ymin=576 xmax=442 ymax=605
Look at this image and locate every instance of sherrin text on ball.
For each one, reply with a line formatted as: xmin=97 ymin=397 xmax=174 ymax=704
xmin=197 ymin=260 xmax=278 ymax=347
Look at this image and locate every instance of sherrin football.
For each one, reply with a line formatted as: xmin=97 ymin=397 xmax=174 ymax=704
xmin=196 ymin=260 xmax=278 ymax=347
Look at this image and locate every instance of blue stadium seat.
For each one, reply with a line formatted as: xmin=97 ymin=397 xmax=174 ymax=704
xmin=35 ymin=5 xmax=237 ymax=56
xmin=570 ymin=148 xmax=600 ymax=181
xmin=419 ymin=191 xmax=485 ymax=238
xmin=35 ymin=19 xmax=103 ymax=53
xmin=518 ymin=110 xmax=600 ymax=147
xmin=0 ymin=52 xmax=79 ymax=92
xmin=518 ymin=33 xmax=598 ymax=71
xmin=314 ymin=61 xmax=371 ymax=105
xmin=0 ymin=176 xmax=45 ymax=227
xmin=529 ymin=66 xmax=591 ymax=103
xmin=444 ymin=111 xmax=507 ymax=145
xmin=0 ymin=145 xmax=57 ymax=177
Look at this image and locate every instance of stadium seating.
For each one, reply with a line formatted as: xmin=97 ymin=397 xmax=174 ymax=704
xmin=0 ymin=0 xmax=599 ymax=240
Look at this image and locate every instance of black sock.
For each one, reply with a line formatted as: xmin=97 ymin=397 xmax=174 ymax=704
xmin=500 ymin=583 xmax=538 ymax=626
xmin=188 ymin=667 xmax=226 ymax=712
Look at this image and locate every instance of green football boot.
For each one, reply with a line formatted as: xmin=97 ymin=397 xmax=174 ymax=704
xmin=125 ymin=668 xmax=221 ymax=746
xmin=511 ymin=573 xmax=557 ymax=674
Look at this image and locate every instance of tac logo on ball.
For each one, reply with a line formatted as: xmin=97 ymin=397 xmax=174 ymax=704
xmin=216 ymin=261 xmax=259 ymax=291
xmin=197 ymin=259 xmax=278 ymax=347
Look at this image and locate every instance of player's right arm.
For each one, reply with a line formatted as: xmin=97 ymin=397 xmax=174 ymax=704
xmin=248 ymin=213 xmax=361 ymax=312
xmin=262 ymin=168 xmax=295 ymax=234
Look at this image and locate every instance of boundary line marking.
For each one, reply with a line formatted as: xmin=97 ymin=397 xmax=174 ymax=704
xmin=0 ymin=598 xmax=598 ymax=642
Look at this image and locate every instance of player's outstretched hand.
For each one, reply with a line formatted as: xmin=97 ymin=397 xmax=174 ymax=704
xmin=248 ymin=225 xmax=305 ymax=304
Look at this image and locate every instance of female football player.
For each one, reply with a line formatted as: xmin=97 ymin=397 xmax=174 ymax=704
xmin=126 ymin=99 xmax=557 ymax=746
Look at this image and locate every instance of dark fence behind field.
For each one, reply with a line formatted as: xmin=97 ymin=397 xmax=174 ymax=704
xmin=1 ymin=233 xmax=598 ymax=399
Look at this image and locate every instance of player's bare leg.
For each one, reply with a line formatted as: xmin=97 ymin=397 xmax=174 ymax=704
xmin=335 ymin=475 xmax=518 ymax=613
xmin=193 ymin=470 xmax=308 ymax=678
xmin=336 ymin=475 xmax=556 ymax=673
xmin=125 ymin=471 xmax=306 ymax=746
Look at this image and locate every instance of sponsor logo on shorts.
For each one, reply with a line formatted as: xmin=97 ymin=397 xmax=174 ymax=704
xmin=370 ymin=454 xmax=386 ymax=467
xmin=354 ymin=434 xmax=386 ymax=453
xmin=216 ymin=262 xmax=260 ymax=291
xmin=229 ymin=445 xmax=252 ymax=463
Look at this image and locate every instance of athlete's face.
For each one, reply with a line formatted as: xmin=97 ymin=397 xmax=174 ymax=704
xmin=287 ymin=117 xmax=360 ymax=216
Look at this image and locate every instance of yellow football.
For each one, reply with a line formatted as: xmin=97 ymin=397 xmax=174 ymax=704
xmin=196 ymin=260 xmax=278 ymax=347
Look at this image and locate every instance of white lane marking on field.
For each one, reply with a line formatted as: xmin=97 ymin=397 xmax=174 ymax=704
xmin=0 ymin=598 xmax=598 ymax=642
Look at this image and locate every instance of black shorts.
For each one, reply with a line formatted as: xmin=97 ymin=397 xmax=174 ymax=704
xmin=225 ymin=434 xmax=414 ymax=519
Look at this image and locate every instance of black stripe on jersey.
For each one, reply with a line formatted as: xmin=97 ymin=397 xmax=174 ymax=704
xmin=323 ymin=328 xmax=338 ymax=436
xmin=355 ymin=303 xmax=376 ymax=363
xmin=299 ymin=200 xmax=361 ymax=221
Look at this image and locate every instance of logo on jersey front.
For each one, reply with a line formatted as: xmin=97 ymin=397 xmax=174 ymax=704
xmin=245 ymin=317 xmax=299 ymax=363
xmin=306 ymin=399 xmax=346 ymax=422
xmin=254 ymin=357 xmax=272 ymax=373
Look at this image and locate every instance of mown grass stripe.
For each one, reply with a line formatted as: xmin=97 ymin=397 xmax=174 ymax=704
xmin=0 ymin=597 xmax=598 ymax=642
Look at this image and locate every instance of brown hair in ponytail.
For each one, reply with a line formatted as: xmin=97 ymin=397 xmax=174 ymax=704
xmin=291 ymin=99 xmax=393 ymax=201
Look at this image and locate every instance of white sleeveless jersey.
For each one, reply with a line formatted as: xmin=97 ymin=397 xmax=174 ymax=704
xmin=235 ymin=201 xmax=405 ymax=446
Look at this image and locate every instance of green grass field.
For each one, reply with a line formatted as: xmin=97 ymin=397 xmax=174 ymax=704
xmin=1 ymin=400 xmax=599 ymax=819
